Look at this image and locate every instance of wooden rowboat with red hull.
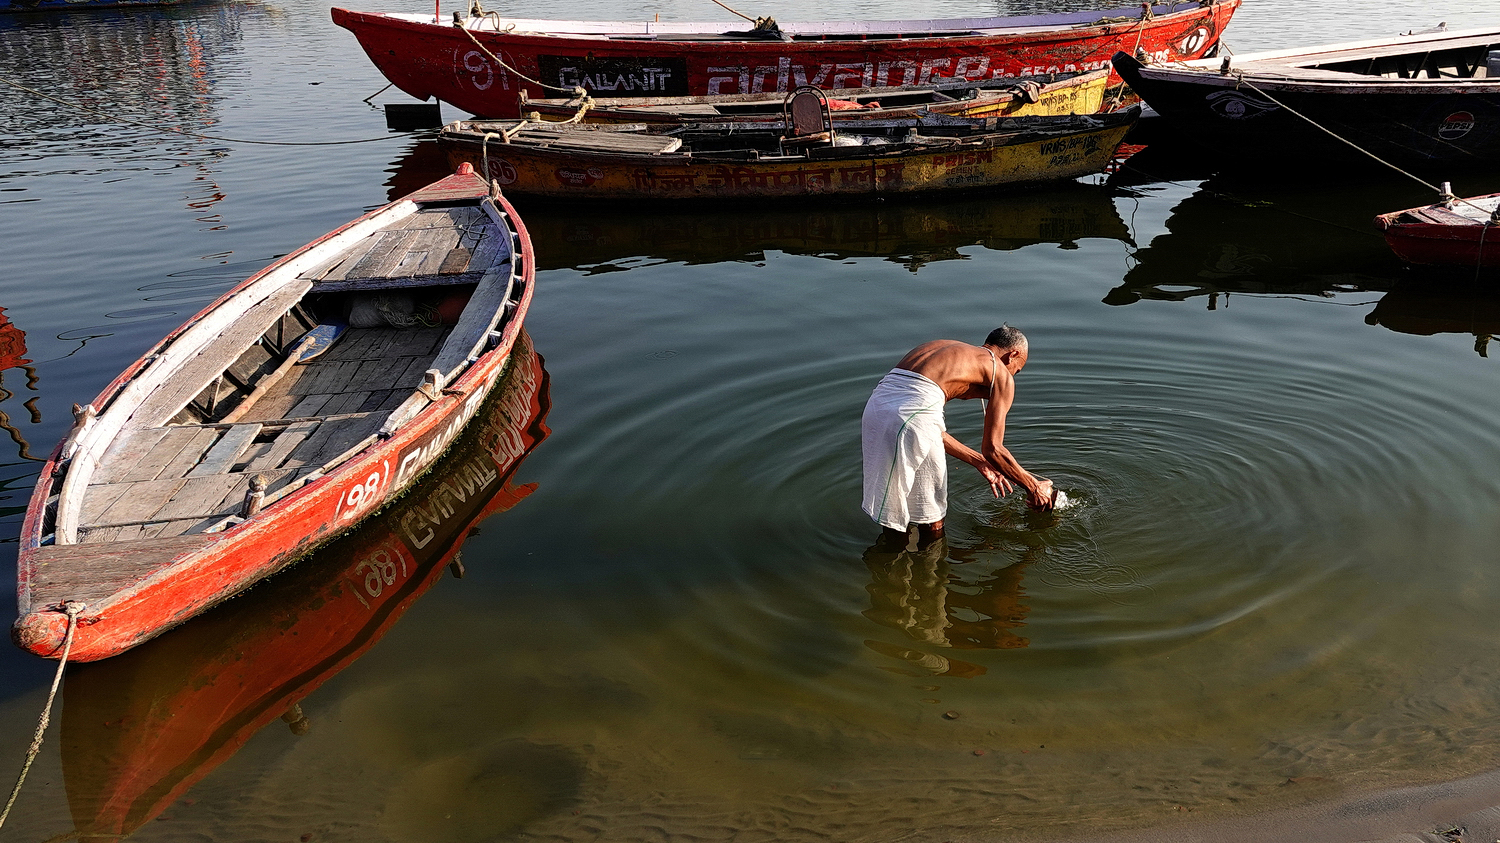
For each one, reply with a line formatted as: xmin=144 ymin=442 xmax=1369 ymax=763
xmin=1375 ymin=191 xmax=1500 ymax=268
xmin=58 ymin=334 xmax=549 ymax=840
xmin=331 ymin=1 xmax=1238 ymax=118
xmin=13 ymin=163 xmax=535 ymax=662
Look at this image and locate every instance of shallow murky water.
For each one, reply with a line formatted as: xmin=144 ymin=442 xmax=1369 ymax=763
xmin=5 ymin=0 xmax=1500 ymax=840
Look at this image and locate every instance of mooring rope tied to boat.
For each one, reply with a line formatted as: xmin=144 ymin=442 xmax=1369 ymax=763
xmin=1230 ymin=74 xmax=1489 ymax=207
xmin=0 ymin=77 xmax=416 ymax=146
xmin=1230 ymin=74 xmax=1500 ymax=275
xmin=0 ymin=601 xmax=84 ymax=832
xmin=456 ymin=22 xmax=587 ymax=100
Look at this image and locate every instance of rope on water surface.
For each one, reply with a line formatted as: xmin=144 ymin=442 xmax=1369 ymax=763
xmin=0 ymin=602 xmax=84 ymax=832
xmin=0 ymin=76 xmax=415 ymax=146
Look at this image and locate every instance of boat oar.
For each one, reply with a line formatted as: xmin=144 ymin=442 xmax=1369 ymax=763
xmin=221 ymin=322 xmax=346 ymax=424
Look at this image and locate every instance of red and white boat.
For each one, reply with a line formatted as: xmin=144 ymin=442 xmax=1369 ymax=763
xmin=332 ymin=0 xmax=1240 ymax=118
xmin=59 ymin=335 xmax=550 ymax=838
xmin=13 ymin=163 xmax=535 ymax=662
xmin=1375 ymin=189 xmax=1500 ymax=268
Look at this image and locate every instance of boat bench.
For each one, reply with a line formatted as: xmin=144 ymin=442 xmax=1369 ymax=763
xmin=508 ymin=127 xmax=684 ymax=154
xmin=300 ymin=204 xmax=512 ymax=293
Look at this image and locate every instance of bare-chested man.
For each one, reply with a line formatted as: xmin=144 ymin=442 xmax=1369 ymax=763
xmin=861 ymin=325 xmax=1053 ymax=540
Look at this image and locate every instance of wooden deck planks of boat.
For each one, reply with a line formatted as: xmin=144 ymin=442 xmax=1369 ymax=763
xmin=27 ymin=535 xmax=219 ymax=609
xmin=58 ymin=203 xmax=491 ymax=548
xmin=509 ymin=127 xmax=684 ymax=154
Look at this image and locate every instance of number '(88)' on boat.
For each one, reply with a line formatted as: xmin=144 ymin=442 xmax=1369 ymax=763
xmin=13 ymin=164 xmax=534 ymax=662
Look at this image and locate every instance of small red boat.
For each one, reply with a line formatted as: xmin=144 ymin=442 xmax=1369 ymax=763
xmin=332 ymin=0 xmax=1239 ymax=118
xmin=59 ymin=335 xmax=549 ymax=838
xmin=13 ymin=163 xmax=535 ymax=662
xmin=1375 ymin=189 xmax=1500 ymax=268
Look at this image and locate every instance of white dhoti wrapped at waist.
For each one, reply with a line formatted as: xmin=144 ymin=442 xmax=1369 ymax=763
xmin=862 ymin=368 xmax=947 ymax=530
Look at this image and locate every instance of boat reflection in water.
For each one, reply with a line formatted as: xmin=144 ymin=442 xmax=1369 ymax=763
xmin=1104 ymin=142 xmax=1415 ymax=307
xmin=861 ymin=536 xmax=1035 ymax=679
xmin=57 ymin=333 xmax=550 ymax=841
xmin=1365 ymin=282 xmax=1500 ymax=357
xmin=385 ymin=141 xmax=1132 ymax=272
xmin=0 ymin=306 xmax=41 ymax=463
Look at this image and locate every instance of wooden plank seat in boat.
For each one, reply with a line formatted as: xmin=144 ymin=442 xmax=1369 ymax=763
xmin=506 ymin=127 xmax=684 ymax=154
xmin=299 ymin=204 xmax=513 ymax=292
xmin=26 ymin=535 xmax=220 ymax=610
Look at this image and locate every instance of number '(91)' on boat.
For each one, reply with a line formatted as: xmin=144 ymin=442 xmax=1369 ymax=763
xmin=13 ymin=163 xmax=534 ymax=662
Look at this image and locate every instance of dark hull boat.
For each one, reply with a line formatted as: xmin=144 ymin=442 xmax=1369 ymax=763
xmin=13 ymin=164 xmax=535 ymax=662
xmin=1375 ymin=191 xmax=1500 ymax=268
xmin=1112 ymin=28 xmax=1500 ymax=164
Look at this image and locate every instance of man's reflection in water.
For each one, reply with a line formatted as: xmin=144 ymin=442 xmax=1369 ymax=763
xmin=862 ymin=533 xmax=1033 ymax=678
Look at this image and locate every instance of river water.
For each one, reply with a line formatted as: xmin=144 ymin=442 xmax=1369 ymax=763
xmin=4 ymin=0 xmax=1500 ymax=841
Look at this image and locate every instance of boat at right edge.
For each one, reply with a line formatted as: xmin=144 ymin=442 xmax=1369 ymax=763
xmin=1112 ymin=27 xmax=1500 ymax=163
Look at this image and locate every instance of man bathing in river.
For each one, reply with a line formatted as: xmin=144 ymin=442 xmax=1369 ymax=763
xmin=862 ymin=325 xmax=1054 ymax=541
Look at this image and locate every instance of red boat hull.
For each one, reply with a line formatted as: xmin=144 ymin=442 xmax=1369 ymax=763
xmin=1376 ymin=193 xmax=1500 ymax=268
xmin=13 ymin=169 xmax=537 ymax=662
xmin=332 ymin=1 xmax=1238 ymax=118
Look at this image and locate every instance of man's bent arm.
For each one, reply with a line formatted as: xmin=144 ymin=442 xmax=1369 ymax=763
xmin=981 ymin=372 xmax=1051 ymax=504
xmin=943 ymin=432 xmax=1013 ymax=497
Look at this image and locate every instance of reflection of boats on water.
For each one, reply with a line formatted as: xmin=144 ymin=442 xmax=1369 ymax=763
xmin=1105 ymin=146 xmax=1411 ymax=306
xmin=0 ymin=3 xmax=248 ymax=133
xmin=386 ymin=139 xmax=1131 ymax=271
xmin=2 ymin=0 xmax=194 ymax=13
xmin=1365 ymin=282 xmax=1500 ymax=357
xmin=862 ymin=537 xmax=1032 ymax=678
xmin=0 ymin=2 xmax=255 ymax=216
xmin=57 ymin=333 xmax=550 ymax=840
xmin=0 ymin=306 xmax=42 ymax=462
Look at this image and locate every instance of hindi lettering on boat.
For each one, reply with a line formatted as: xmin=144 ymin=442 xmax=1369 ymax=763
xmin=440 ymin=110 xmax=1138 ymax=201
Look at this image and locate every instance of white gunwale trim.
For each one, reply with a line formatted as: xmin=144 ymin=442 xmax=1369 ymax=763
xmin=1181 ymin=28 xmax=1500 ymax=69
xmin=437 ymin=1 xmax=1190 ymax=37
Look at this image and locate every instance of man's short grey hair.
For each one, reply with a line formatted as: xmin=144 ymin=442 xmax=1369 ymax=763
xmin=984 ymin=324 xmax=1027 ymax=351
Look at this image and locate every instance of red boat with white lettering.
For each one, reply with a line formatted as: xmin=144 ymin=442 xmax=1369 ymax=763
xmin=12 ymin=163 xmax=535 ymax=662
xmin=331 ymin=0 xmax=1239 ymax=118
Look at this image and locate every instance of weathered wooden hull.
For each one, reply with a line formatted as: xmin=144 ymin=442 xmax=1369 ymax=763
xmin=331 ymin=1 xmax=1238 ymax=118
xmin=1112 ymin=34 xmax=1500 ymax=163
xmin=13 ymin=168 xmax=537 ymax=662
xmin=58 ymin=335 xmax=549 ymax=839
xmin=442 ymin=113 xmax=1136 ymax=201
xmin=1375 ymin=193 xmax=1500 ymax=268
xmin=521 ymin=70 xmax=1109 ymax=125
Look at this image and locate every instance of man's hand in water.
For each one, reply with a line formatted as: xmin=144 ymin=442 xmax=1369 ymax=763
xmin=977 ymin=462 xmax=1014 ymax=498
xmin=1028 ymin=479 xmax=1055 ymax=510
